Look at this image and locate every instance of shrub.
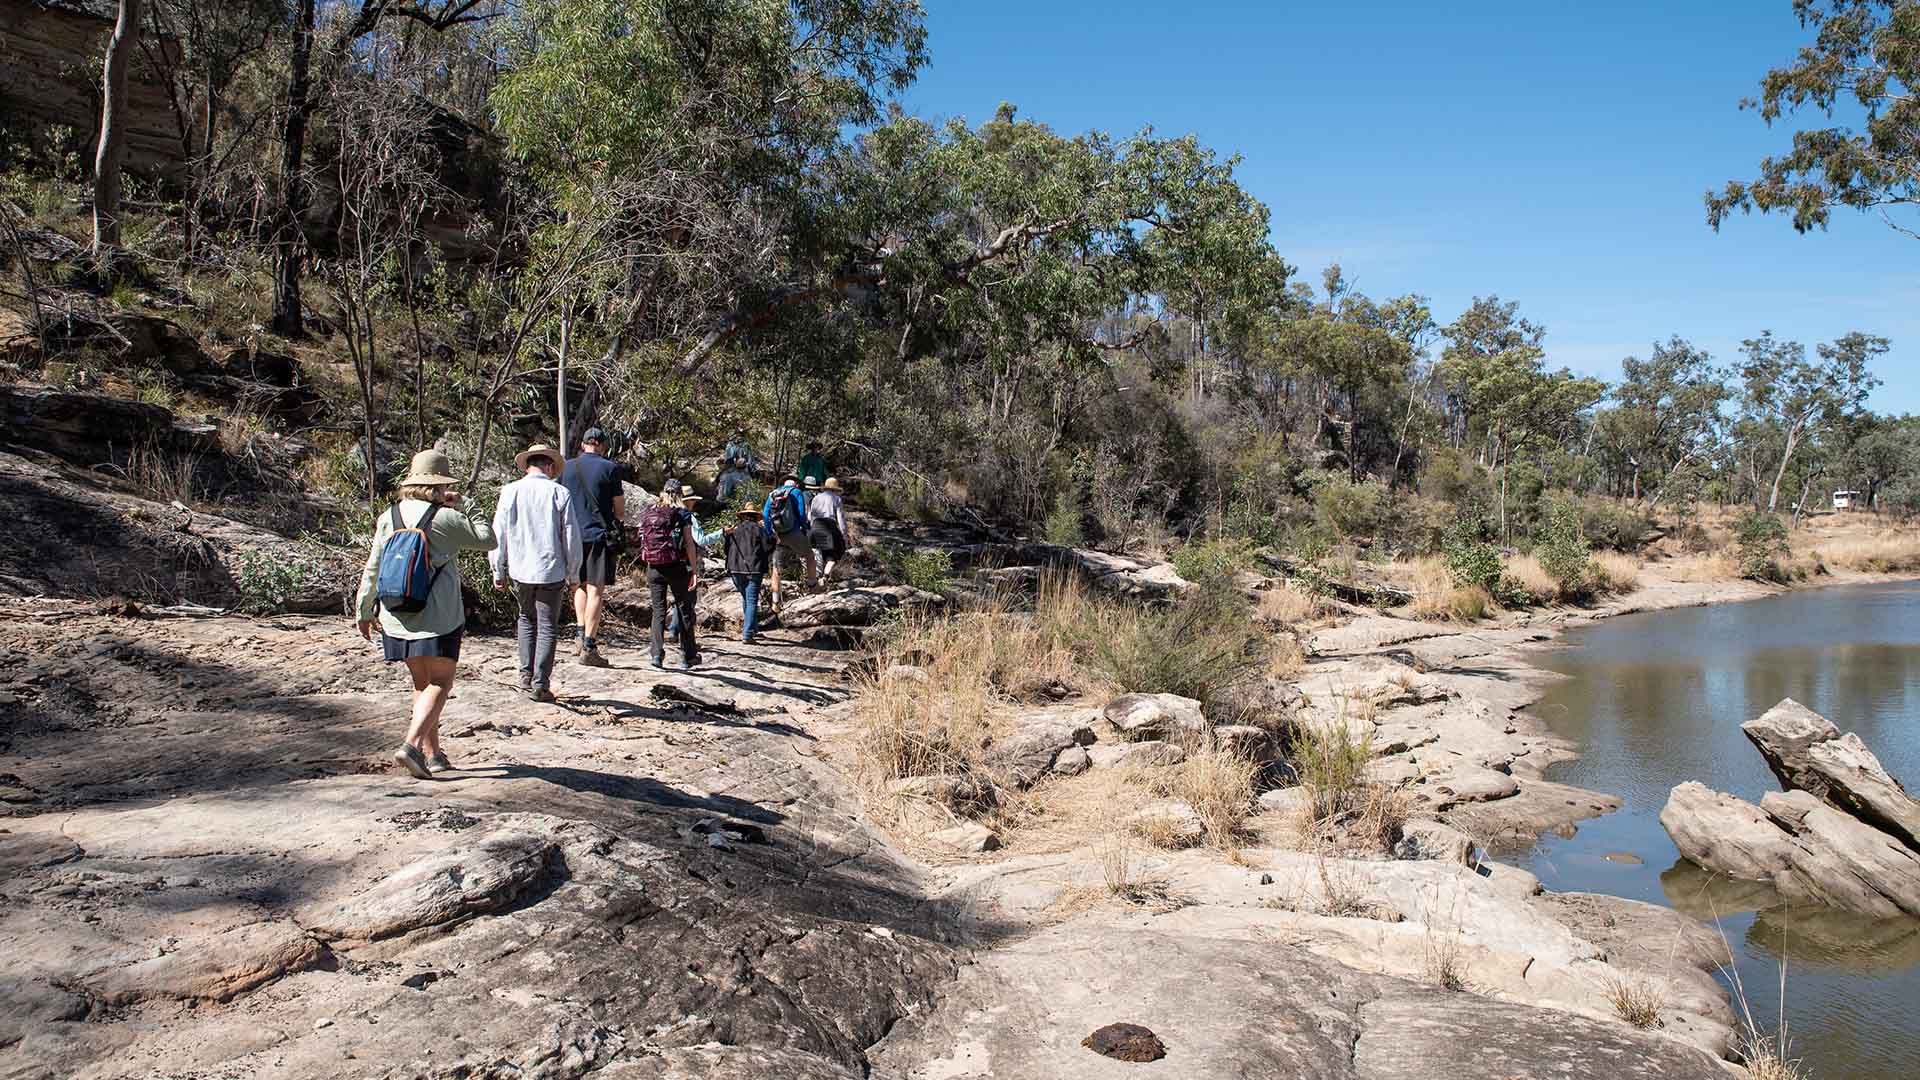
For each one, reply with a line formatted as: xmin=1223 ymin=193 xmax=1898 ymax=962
xmin=1314 ymin=477 xmax=1390 ymax=540
xmin=1734 ymin=510 xmax=1792 ymax=582
xmin=1500 ymin=555 xmax=1559 ymax=606
xmin=1041 ymin=496 xmax=1086 ymax=547
xmin=1446 ymin=584 xmax=1491 ymax=621
xmin=876 ymin=542 xmax=955 ymax=594
xmin=1580 ymin=499 xmax=1654 ymax=552
xmin=1170 ymin=536 xmax=1254 ymax=586
xmin=1533 ymin=495 xmax=1595 ymax=599
xmin=1078 ymin=581 xmax=1260 ymax=704
xmin=1441 ymin=517 xmax=1501 ymax=592
xmin=1286 ymin=709 xmax=1409 ymax=853
xmin=234 ymin=549 xmax=321 ymax=614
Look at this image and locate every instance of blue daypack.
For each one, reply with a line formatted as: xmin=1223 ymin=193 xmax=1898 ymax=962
xmin=376 ymin=502 xmax=445 ymax=614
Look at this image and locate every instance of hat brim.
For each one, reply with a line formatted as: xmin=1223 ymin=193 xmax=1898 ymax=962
xmin=401 ymin=472 xmax=458 ymax=486
xmin=514 ymin=449 xmax=566 ymax=471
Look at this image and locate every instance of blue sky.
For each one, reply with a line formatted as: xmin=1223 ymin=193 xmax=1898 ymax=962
xmin=897 ymin=1 xmax=1919 ymax=412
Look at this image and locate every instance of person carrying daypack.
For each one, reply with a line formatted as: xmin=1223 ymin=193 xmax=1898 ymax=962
xmin=761 ymin=473 xmax=816 ymax=610
xmin=724 ymin=503 xmax=777 ymax=643
xmin=353 ymin=449 xmax=498 ymax=781
xmin=640 ymin=479 xmax=703 ymax=669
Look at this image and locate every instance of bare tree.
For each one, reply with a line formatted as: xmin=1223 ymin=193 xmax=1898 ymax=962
xmin=93 ymin=0 xmax=147 ymax=254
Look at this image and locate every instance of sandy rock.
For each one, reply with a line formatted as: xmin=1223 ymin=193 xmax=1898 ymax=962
xmin=1659 ymin=781 xmax=1801 ymax=881
xmin=778 ymin=585 xmax=945 ymax=628
xmin=928 ymin=822 xmax=1000 ymax=854
xmin=987 ymin=708 xmax=1097 ymax=788
xmin=1424 ymin=767 xmax=1519 ymax=808
xmin=1257 ymin=786 xmax=1311 ymax=817
xmin=599 ymin=1046 xmax=860 ymax=1079
xmin=1393 ymin=819 xmax=1473 ymax=864
xmin=1211 ymin=724 xmax=1278 ymax=763
xmin=1201 ymin=673 xmax=1301 ymax=727
xmin=1741 ymin=697 xmax=1841 ymax=791
xmin=311 ymin=828 xmax=561 ymax=941
xmin=1128 ymin=802 xmax=1204 ymax=845
xmin=1087 ymin=740 xmax=1187 ymax=769
xmin=1051 ymin=744 xmax=1092 ymax=776
xmin=886 ymin=774 xmax=995 ymax=812
xmin=1761 ymin=789 xmax=1920 ymax=918
xmin=0 ymin=831 xmax=83 ymax=874
xmin=1101 ymin=693 xmax=1208 ymax=743
xmin=86 ymin=920 xmax=324 ymax=1004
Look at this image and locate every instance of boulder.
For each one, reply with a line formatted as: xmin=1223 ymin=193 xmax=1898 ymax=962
xmin=1211 ymin=724 xmax=1278 ymax=763
xmin=1760 ymin=790 xmax=1920 ymax=918
xmin=1424 ymin=767 xmax=1519 ymax=808
xmin=1659 ymin=782 xmax=1799 ymax=881
xmin=986 ymin=709 xmax=1097 ymax=788
xmin=1393 ymin=819 xmax=1473 ymax=864
xmin=86 ymin=920 xmax=325 ymax=1004
xmin=311 ymin=828 xmax=561 ymax=941
xmin=1051 ymin=744 xmax=1092 ymax=777
xmin=1741 ymin=698 xmax=1840 ymax=792
xmin=1087 ymin=740 xmax=1187 ymax=769
xmin=1127 ymin=802 xmax=1205 ymax=846
xmin=1257 ymin=786 xmax=1311 ymax=818
xmin=778 ymin=586 xmax=945 ymax=628
xmin=928 ymin=822 xmax=1000 ymax=854
xmin=1202 ymin=673 xmax=1303 ymax=728
xmin=886 ymin=775 xmax=996 ymax=813
xmin=1101 ymin=693 xmax=1208 ymax=743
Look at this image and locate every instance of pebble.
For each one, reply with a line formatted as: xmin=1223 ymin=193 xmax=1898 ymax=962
xmin=314 ymin=1018 xmax=334 ymax=1030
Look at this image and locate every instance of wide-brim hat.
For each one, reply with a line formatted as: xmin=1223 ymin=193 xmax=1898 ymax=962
xmin=822 ymin=477 xmax=843 ymax=492
xmin=804 ymin=477 xmax=822 ymax=489
xmin=682 ymin=493 xmax=705 ymax=505
xmin=735 ymin=504 xmax=760 ymax=518
xmin=401 ymin=448 xmax=458 ymax=486
xmin=514 ymin=443 xmax=565 ymax=471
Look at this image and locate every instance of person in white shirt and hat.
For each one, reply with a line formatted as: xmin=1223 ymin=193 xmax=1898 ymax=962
xmin=490 ymin=444 xmax=583 ymax=703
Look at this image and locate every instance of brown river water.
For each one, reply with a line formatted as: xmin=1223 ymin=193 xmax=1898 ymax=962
xmin=1513 ymin=580 xmax=1920 ymax=1080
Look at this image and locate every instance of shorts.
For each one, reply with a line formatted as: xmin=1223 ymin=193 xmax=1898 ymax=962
xmin=580 ymin=539 xmax=619 ymax=585
xmin=381 ymin=628 xmax=463 ymax=663
xmin=773 ymin=528 xmax=813 ymax=571
xmin=810 ymin=519 xmax=846 ymax=560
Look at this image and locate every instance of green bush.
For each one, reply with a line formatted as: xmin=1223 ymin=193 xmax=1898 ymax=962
xmin=1734 ymin=510 xmax=1791 ymax=582
xmin=875 ymin=542 xmax=955 ymax=594
xmin=1171 ymin=536 xmax=1255 ymax=586
xmin=1314 ymin=477 xmax=1390 ymax=540
xmin=234 ymin=549 xmax=321 ymax=615
xmin=1081 ymin=581 xmax=1260 ymax=705
xmin=1535 ymin=496 xmax=1594 ymax=598
xmin=1042 ymin=496 xmax=1085 ymax=546
xmin=1441 ymin=516 xmax=1501 ymax=592
xmin=1579 ymin=499 xmax=1654 ymax=552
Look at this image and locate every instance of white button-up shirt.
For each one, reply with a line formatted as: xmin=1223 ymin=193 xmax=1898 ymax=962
xmin=489 ymin=472 xmax=584 ymax=586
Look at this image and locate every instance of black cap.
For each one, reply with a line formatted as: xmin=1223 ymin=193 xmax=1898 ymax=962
xmin=582 ymin=427 xmax=608 ymax=444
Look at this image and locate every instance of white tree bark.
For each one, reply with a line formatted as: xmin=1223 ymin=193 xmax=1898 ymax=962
xmin=92 ymin=0 xmax=146 ymax=253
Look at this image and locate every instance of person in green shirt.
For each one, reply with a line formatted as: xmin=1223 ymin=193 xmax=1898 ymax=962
xmin=353 ymin=449 xmax=498 ymax=780
xmin=797 ymin=442 xmax=828 ymax=490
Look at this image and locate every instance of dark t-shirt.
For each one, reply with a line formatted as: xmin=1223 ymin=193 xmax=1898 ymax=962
xmin=798 ymin=453 xmax=828 ymax=486
xmin=564 ymin=453 xmax=626 ymax=543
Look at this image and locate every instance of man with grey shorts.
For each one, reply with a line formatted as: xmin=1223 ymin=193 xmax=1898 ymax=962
xmin=491 ymin=444 xmax=583 ymax=702
xmin=761 ymin=473 xmax=816 ymax=609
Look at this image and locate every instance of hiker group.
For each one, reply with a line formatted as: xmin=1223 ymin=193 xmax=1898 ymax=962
xmin=351 ymin=431 xmax=852 ymax=781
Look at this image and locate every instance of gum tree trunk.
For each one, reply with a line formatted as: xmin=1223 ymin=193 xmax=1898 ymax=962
xmin=92 ymin=0 xmax=145 ymax=254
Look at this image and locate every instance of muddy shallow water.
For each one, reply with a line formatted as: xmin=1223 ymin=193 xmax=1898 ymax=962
xmin=1514 ymin=580 xmax=1920 ymax=1080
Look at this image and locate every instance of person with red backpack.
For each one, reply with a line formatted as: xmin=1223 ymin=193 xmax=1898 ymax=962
xmin=639 ymin=479 xmax=704 ymax=669
xmin=352 ymin=448 xmax=498 ymax=780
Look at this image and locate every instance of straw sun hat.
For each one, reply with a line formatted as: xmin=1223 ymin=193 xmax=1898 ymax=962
xmin=400 ymin=448 xmax=458 ymax=486
xmin=514 ymin=443 xmax=565 ymax=471
xmin=823 ymin=477 xmax=843 ymax=492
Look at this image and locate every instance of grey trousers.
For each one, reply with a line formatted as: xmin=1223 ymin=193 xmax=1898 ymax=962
xmin=514 ymin=581 xmax=565 ymax=690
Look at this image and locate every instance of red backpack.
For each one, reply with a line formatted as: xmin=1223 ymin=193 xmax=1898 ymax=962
xmin=637 ymin=504 xmax=686 ymax=566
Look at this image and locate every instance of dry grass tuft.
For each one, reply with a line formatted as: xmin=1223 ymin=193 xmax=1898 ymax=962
xmin=1392 ymin=556 xmax=1453 ymax=620
xmin=1174 ymin=748 xmax=1260 ymax=849
xmin=1419 ymin=878 xmax=1471 ymax=992
xmin=1258 ymin=584 xmax=1324 ymax=626
xmin=1502 ymin=554 xmax=1559 ymax=606
xmin=1811 ymin=531 xmax=1920 ymax=573
xmin=1668 ymin=551 xmax=1741 ymax=582
xmin=1444 ymin=584 xmax=1492 ymax=622
xmin=1591 ymin=550 xmax=1642 ymax=594
xmin=1600 ymin=972 xmax=1667 ymax=1029
xmin=1286 ymin=702 xmax=1411 ymax=854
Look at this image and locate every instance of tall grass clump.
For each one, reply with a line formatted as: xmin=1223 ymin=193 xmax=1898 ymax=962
xmin=1173 ymin=748 xmax=1261 ymax=849
xmin=1286 ymin=701 xmax=1409 ymax=852
xmin=1077 ymin=580 xmax=1262 ymax=704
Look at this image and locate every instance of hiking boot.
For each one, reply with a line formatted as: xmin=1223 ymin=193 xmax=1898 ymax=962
xmin=427 ymin=752 xmax=453 ymax=772
xmin=680 ymin=655 xmax=701 ymax=671
xmin=579 ymin=648 xmax=611 ymax=668
xmin=650 ymin=656 xmax=665 ymax=670
xmin=528 ymin=686 xmax=557 ymax=704
xmin=393 ymin=744 xmax=432 ymax=780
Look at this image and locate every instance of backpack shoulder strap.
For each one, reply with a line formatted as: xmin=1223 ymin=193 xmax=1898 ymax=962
xmin=413 ymin=500 xmax=443 ymax=532
xmin=390 ymin=504 xmax=403 ymax=531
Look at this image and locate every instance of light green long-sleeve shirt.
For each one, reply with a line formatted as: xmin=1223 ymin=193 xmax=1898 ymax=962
xmin=354 ymin=499 xmax=498 ymax=639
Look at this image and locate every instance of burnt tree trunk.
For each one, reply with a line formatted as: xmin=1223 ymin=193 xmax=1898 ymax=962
xmin=271 ymin=0 xmax=318 ymax=336
xmin=92 ymin=0 xmax=145 ymax=254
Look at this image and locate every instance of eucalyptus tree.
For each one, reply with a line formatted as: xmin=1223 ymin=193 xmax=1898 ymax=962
xmin=1438 ymin=297 xmax=1545 ymax=455
xmin=1709 ymin=1 xmax=1920 ymax=239
xmin=1598 ymin=338 xmax=1729 ymax=505
xmin=1738 ymin=330 xmax=1886 ymax=510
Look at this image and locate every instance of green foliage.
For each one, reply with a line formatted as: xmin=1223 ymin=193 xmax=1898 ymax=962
xmin=1441 ymin=509 xmax=1501 ymax=592
xmin=1734 ymin=510 xmax=1792 ymax=583
xmin=1080 ymin=582 xmax=1260 ymax=705
xmin=1534 ymin=495 xmax=1594 ymax=598
xmin=875 ymin=542 xmax=954 ymax=594
xmin=234 ymin=549 xmax=320 ymax=615
xmin=1313 ymin=476 xmax=1389 ymax=540
xmin=1171 ymin=536 xmax=1254 ymax=586
xmin=1042 ymin=496 xmax=1085 ymax=547
xmin=1579 ymin=499 xmax=1654 ymax=552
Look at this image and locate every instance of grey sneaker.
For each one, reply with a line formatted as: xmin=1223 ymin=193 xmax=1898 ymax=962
xmin=427 ymin=752 xmax=452 ymax=772
xmin=393 ymin=744 xmax=432 ymax=780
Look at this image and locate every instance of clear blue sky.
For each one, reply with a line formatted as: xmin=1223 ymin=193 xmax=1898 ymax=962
xmin=896 ymin=1 xmax=1919 ymax=413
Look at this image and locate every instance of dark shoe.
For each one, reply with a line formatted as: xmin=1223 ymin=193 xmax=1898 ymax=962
xmin=528 ymin=686 xmax=557 ymax=704
xmin=664 ymin=633 xmax=679 ymax=646
xmin=428 ymin=752 xmax=453 ymax=772
xmin=650 ymin=656 xmax=665 ymax=670
xmin=393 ymin=744 xmax=432 ymax=780
xmin=579 ymin=648 xmax=611 ymax=668
xmin=680 ymin=656 xmax=701 ymax=671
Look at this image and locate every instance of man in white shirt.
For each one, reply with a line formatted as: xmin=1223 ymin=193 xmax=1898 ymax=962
xmin=491 ymin=444 xmax=583 ymax=703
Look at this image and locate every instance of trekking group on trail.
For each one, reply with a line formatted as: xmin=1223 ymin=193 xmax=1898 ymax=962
xmin=352 ymin=430 xmax=853 ymax=780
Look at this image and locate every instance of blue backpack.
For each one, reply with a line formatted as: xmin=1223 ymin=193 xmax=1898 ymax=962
xmin=376 ymin=502 xmax=445 ymax=614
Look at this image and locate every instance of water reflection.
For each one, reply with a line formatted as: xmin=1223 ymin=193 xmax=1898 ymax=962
xmin=1515 ymin=582 xmax=1920 ymax=1080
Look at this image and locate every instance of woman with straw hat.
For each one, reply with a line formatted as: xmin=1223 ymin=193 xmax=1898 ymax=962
xmin=807 ymin=476 xmax=850 ymax=584
xmin=353 ymin=448 xmax=497 ymax=780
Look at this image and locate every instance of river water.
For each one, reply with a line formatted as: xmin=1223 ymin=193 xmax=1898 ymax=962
xmin=1513 ymin=581 xmax=1920 ymax=1080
